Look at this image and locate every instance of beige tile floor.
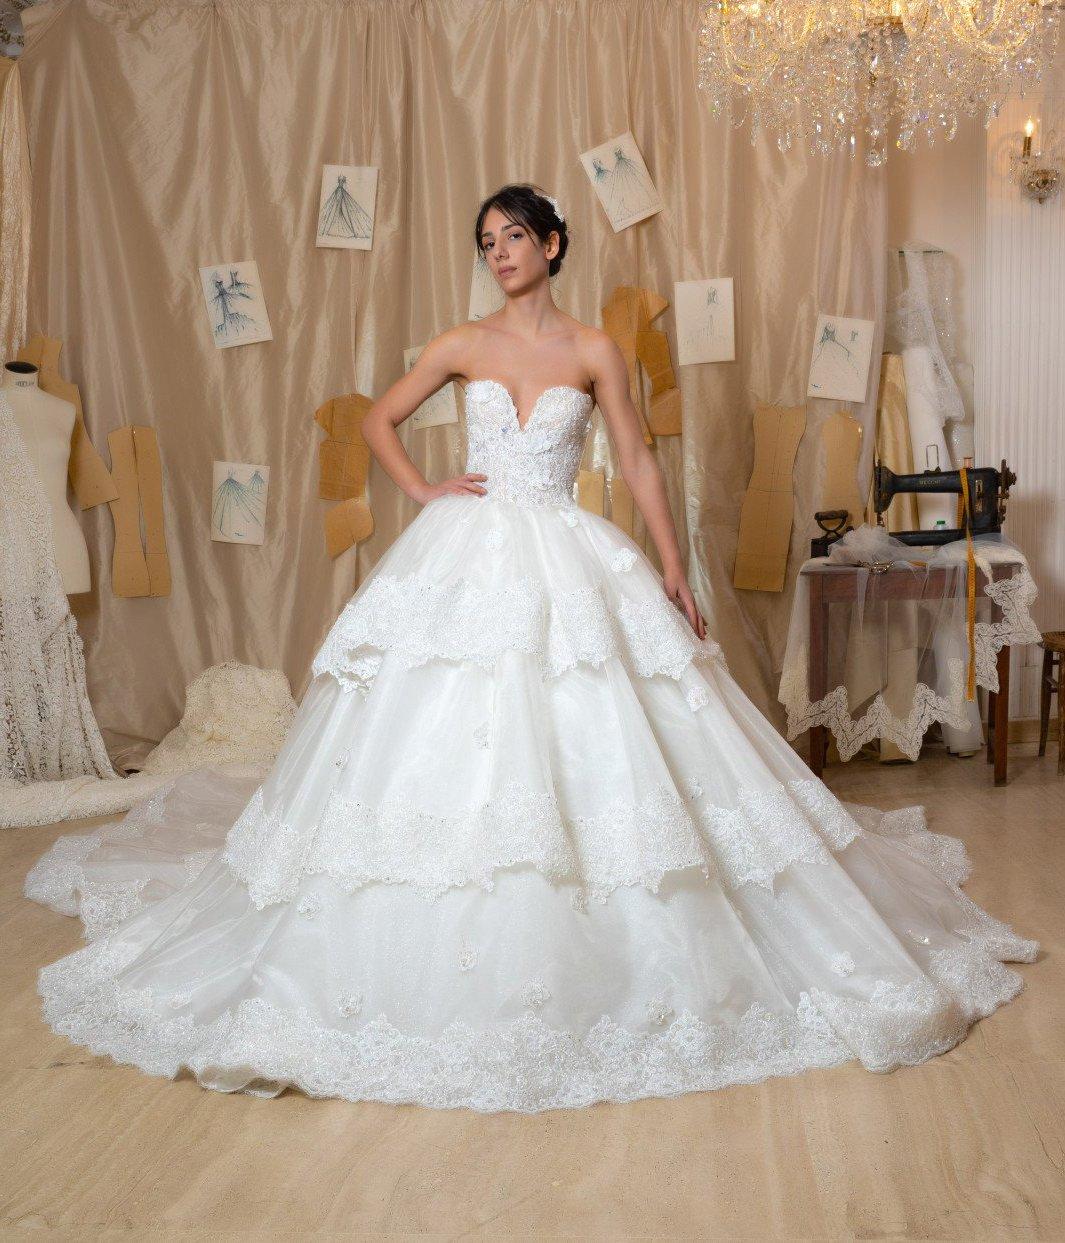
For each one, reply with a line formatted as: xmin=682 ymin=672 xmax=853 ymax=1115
xmin=0 ymin=746 xmax=1062 ymax=1241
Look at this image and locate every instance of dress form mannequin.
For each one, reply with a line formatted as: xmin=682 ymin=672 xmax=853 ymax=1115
xmin=2 ymin=360 xmax=90 ymax=594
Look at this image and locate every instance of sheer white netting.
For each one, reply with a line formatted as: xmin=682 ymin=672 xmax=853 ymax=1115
xmin=779 ymin=528 xmax=1040 ymax=761
xmin=0 ymin=389 xmax=115 ymax=785
xmin=886 ymin=245 xmax=967 ymax=436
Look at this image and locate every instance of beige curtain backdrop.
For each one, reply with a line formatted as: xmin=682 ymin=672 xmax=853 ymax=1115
xmin=0 ymin=56 xmax=30 ymax=359
xmin=16 ymin=0 xmax=885 ymax=747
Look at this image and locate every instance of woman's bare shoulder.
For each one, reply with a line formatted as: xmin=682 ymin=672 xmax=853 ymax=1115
xmin=575 ymin=321 xmax=613 ymax=347
xmin=576 ymin=323 xmax=623 ymax=372
xmin=418 ymin=322 xmax=483 ymax=376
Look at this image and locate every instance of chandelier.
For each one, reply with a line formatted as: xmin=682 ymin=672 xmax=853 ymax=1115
xmin=697 ymin=0 xmax=1064 ymax=166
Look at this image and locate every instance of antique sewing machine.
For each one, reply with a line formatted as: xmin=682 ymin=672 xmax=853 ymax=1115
xmin=872 ymin=460 xmax=1016 ymax=546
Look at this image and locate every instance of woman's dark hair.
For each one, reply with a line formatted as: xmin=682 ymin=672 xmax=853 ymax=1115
xmin=474 ymin=183 xmax=569 ymax=278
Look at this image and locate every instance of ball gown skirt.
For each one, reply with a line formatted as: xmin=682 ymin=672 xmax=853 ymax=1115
xmin=24 ymin=381 xmax=1038 ymax=1113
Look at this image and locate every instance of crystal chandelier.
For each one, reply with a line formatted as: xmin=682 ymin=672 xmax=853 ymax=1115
xmin=697 ymin=0 xmax=1065 ymax=166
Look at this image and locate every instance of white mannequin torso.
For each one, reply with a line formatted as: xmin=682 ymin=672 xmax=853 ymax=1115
xmin=3 ymin=362 xmax=91 ymax=595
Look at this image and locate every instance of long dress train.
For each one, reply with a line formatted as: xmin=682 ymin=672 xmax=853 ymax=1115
xmin=25 ymin=379 xmax=1038 ymax=1112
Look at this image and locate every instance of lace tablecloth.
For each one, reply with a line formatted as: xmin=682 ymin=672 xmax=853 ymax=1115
xmin=778 ymin=533 xmax=1040 ymax=764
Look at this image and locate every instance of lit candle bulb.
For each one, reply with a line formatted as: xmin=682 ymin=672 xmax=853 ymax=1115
xmin=1023 ymin=117 xmax=1035 ymax=158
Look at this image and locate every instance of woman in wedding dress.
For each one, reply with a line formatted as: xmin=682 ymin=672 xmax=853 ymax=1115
xmin=26 ymin=184 xmax=1037 ymax=1112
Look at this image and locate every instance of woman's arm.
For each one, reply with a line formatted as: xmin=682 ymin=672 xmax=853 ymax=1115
xmin=587 ymin=333 xmax=706 ymax=640
xmin=360 ymin=327 xmax=487 ymax=504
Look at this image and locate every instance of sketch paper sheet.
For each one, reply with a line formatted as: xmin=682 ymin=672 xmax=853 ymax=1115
xmin=579 ymin=131 xmax=662 ymax=231
xmin=468 ymin=250 xmax=563 ymax=320
xmin=806 ymin=313 xmax=875 ymax=403
xmin=403 ymin=346 xmax=459 ymax=429
xmin=675 ymin=278 xmax=735 ymax=365
xmin=316 ymin=165 xmax=378 ymax=250
xmin=468 ymin=251 xmax=506 ymax=320
xmin=199 ymin=260 xmax=273 ymax=349
xmin=212 ymin=461 xmax=269 ymax=544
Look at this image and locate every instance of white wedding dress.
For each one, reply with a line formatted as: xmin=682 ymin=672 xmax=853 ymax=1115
xmin=26 ymin=378 xmax=1038 ymax=1112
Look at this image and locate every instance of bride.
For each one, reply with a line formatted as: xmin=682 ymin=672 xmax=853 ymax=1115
xmin=27 ymin=183 xmax=1037 ymax=1112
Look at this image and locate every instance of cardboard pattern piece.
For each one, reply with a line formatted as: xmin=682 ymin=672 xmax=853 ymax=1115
xmin=314 ymin=393 xmax=375 ymax=559
xmin=601 ymin=286 xmax=682 ymax=442
xmin=733 ymin=403 xmax=807 ymax=593
xmin=17 ymin=334 xmax=117 ymax=508
xmin=107 ymin=425 xmax=171 ymax=597
xmin=820 ymin=410 xmax=864 ymax=531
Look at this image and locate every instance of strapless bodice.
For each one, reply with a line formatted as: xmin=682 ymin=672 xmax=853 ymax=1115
xmin=463 ymin=379 xmax=594 ymax=508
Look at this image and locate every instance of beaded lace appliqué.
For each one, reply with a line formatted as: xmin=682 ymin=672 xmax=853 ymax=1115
xmin=36 ymin=897 xmax=1035 ymax=1113
xmin=311 ymin=570 xmax=726 ymax=689
xmin=221 ymin=775 xmax=869 ymax=908
xmin=462 ymin=380 xmax=593 ymax=509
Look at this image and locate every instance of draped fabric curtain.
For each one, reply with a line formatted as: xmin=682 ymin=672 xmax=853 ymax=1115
xmin=0 ymin=56 xmax=30 ymax=359
xmin=17 ymin=0 xmax=885 ymax=745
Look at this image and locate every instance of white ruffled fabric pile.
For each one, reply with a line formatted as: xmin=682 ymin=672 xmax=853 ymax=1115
xmin=2 ymin=661 xmax=293 ymax=828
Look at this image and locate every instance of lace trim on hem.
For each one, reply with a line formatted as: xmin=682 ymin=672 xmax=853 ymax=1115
xmin=778 ymin=566 xmax=1041 ymax=761
xmin=222 ymin=776 xmax=865 ymax=909
xmin=24 ymin=778 xmax=222 ymax=941
xmin=36 ymin=929 xmax=1031 ymax=1113
xmin=309 ymin=571 xmax=726 ymax=693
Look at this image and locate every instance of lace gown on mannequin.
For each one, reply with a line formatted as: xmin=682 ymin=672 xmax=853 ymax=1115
xmin=27 ymin=379 xmax=1037 ymax=1112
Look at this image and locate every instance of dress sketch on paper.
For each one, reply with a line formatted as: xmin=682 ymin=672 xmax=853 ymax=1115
xmin=675 ymin=278 xmax=736 ymax=365
xmin=468 ymin=251 xmax=505 ymax=321
xmin=403 ymin=346 xmax=459 ymax=429
xmin=806 ymin=313 xmax=875 ymax=403
xmin=318 ymin=175 xmax=372 ymax=240
xmin=198 ymin=260 xmax=273 ymax=349
xmin=580 ymin=131 xmax=662 ymax=231
xmin=212 ymin=273 xmax=257 ymax=337
xmin=469 ymin=248 xmax=560 ymax=321
xmin=604 ymin=147 xmax=656 ymax=219
xmin=315 ymin=165 xmax=378 ymax=251
xmin=813 ymin=325 xmax=859 ymax=375
xmin=211 ymin=461 xmax=269 ymax=544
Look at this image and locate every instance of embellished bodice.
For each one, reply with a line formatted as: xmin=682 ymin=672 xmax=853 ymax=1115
xmin=463 ymin=379 xmax=594 ymax=508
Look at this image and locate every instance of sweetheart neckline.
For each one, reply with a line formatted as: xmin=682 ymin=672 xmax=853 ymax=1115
xmin=465 ymin=377 xmax=593 ymax=433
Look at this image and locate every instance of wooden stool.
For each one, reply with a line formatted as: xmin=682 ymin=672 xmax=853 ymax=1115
xmin=1038 ymin=631 xmax=1065 ymax=775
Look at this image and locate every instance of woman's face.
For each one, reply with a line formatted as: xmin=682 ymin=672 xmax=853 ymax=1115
xmin=479 ymin=206 xmax=558 ymax=292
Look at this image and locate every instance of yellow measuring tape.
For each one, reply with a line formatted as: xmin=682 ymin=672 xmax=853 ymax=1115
xmin=959 ymin=467 xmax=977 ymax=701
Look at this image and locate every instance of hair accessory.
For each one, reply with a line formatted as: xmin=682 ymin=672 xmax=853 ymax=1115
xmin=542 ymin=193 xmax=565 ymax=223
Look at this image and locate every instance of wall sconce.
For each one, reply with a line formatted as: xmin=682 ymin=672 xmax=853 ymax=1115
xmin=1010 ymin=117 xmax=1062 ymax=204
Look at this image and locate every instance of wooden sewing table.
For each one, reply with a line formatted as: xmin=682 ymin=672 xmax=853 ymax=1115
xmin=804 ymin=560 xmax=1019 ymax=786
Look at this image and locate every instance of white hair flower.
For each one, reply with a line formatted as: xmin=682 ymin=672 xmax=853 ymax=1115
xmin=542 ymin=193 xmax=565 ymax=223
